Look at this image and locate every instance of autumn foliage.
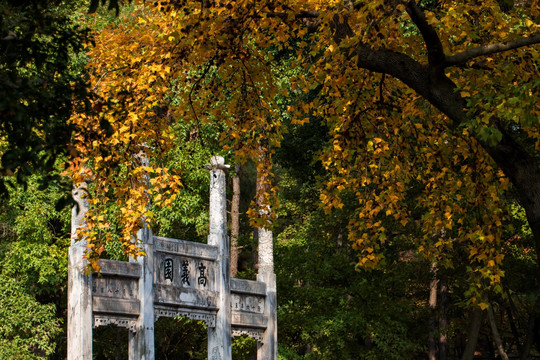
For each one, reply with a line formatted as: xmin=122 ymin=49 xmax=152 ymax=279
xmin=69 ymin=11 xmax=183 ymax=266
xmin=70 ymin=0 xmax=539 ymax=302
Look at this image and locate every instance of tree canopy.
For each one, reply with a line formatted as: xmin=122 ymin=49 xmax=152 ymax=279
xmin=70 ymin=0 xmax=540 ymax=296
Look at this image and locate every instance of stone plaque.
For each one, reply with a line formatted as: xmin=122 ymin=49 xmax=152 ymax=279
xmin=231 ymin=293 xmax=264 ymax=314
xmin=92 ymin=277 xmax=138 ymax=299
xmin=230 ymin=278 xmax=266 ymax=295
xmin=91 ymin=259 xmax=141 ymax=301
xmin=91 ymin=259 xmax=142 ymax=328
xmin=154 ymin=283 xmax=217 ymax=310
xmin=154 ymin=254 xmax=216 ymax=292
xmin=153 ymin=236 xmax=219 ymax=312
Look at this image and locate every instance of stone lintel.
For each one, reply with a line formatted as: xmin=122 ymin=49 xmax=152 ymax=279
xmin=231 ymin=311 xmax=268 ymax=329
xmin=93 ymin=296 xmax=140 ymax=316
xmin=154 ymin=236 xmax=218 ymax=261
xmin=97 ymin=259 xmax=142 ymax=278
xmin=154 ymin=306 xmax=216 ymax=328
xmin=154 ymin=283 xmax=218 ymax=310
xmin=230 ymin=278 xmax=266 ymax=296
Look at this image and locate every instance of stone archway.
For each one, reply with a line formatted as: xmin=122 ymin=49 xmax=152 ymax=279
xmin=68 ymin=156 xmax=277 ymax=360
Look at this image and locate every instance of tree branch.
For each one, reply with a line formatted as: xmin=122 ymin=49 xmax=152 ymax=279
xmin=188 ymin=56 xmax=216 ymax=148
xmin=350 ymin=44 xmax=468 ymax=123
xmin=93 ymin=66 xmax=128 ymax=91
xmin=444 ymin=33 xmax=540 ymax=66
xmin=405 ymin=0 xmax=446 ymax=66
xmin=266 ymin=10 xmax=319 ymax=20
xmin=265 ymin=9 xmax=321 ymax=30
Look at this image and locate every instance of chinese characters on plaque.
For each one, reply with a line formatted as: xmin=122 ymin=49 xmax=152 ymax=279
xmin=163 ymin=258 xmax=209 ymax=288
xmin=164 ymin=258 xmax=173 ymax=281
xmin=198 ymin=262 xmax=207 ymax=287
xmin=181 ymin=260 xmax=190 ymax=286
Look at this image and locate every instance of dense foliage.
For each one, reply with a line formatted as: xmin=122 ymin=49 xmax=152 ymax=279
xmin=0 ymin=0 xmax=89 ymax=197
xmin=0 ymin=0 xmax=539 ymax=359
xmin=0 ymin=177 xmax=69 ymax=359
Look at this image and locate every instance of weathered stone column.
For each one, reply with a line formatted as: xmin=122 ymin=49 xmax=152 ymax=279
xmin=257 ymin=226 xmax=278 ymax=360
xmin=68 ymin=182 xmax=92 ymax=360
xmin=206 ymin=156 xmax=232 ymax=360
xmin=129 ymin=152 xmax=155 ymax=360
xmin=128 ymin=223 xmax=155 ymax=359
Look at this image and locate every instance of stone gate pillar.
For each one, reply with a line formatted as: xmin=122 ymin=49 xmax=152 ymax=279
xmin=129 ymin=151 xmax=155 ymax=359
xmin=68 ymin=182 xmax=92 ymax=360
xmin=257 ymin=226 xmax=278 ymax=360
xmin=206 ymin=156 xmax=232 ymax=360
xmin=128 ymin=222 xmax=155 ymax=359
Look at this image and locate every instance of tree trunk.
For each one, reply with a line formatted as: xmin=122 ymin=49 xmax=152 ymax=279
xmin=488 ymin=305 xmax=509 ymax=360
xmin=505 ymin=301 xmax=522 ymax=356
xmin=429 ymin=262 xmax=438 ymax=360
xmin=534 ymin=314 xmax=540 ymax=357
xmin=481 ymin=129 xmax=540 ymax=270
xmin=507 ymin=286 xmax=537 ymax=360
xmin=439 ymin=279 xmax=448 ymax=360
xmin=230 ymin=163 xmax=241 ymax=277
xmin=461 ymin=307 xmax=483 ymax=360
xmin=520 ymin=313 xmax=535 ymax=360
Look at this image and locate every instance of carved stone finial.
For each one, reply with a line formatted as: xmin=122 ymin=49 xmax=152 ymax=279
xmin=71 ymin=182 xmax=89 ymax=246
xmin=211 ymin=156 xmax=225 ymax=166
xmin=204 ymin=156 xmax=231 ymax=171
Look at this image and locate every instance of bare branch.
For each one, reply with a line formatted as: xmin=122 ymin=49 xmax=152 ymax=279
xmin=188 ymin=56 xmax=216 ymax=148
xmin=444 ymin=33 xmax=540 ymax=66
xmin=93 ymin=66 xmax=128 ymax=91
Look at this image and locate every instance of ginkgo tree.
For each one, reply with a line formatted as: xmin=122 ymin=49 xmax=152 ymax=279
xmin=74 ymin=0 xmax=539 ymax=298
xmin=300 ymin=0 xmax=540 ymax=296
xmin=69 ymin=2 xmax=285 ymax=267
xmin=167 ymin=0 xmax=539 ymax=286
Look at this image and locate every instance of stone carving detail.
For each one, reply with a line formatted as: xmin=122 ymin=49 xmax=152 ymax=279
xmin=231 ymin=293 xmax=264 ymax=313
xmin=198 ymin=262 xmax=207 ymax=287
xmin=71 ymin=182 xmax=89 ymax=246
xmin=93 ymin=315 xmax=137 ymax=332
xmin=154 ymin=252 xmax=216 ymax=291
xmin=181 ymin=260 xmax=190 ymax=285
xmin=92 ymin=277 xmax=138 ymax=299
xmin=164 ymin=258 xmax=174 ymax=281
xmin=154 ymin=307 xmax=216 ymax=328
xmin=232 ymin=328 xmax=264 ymax=342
